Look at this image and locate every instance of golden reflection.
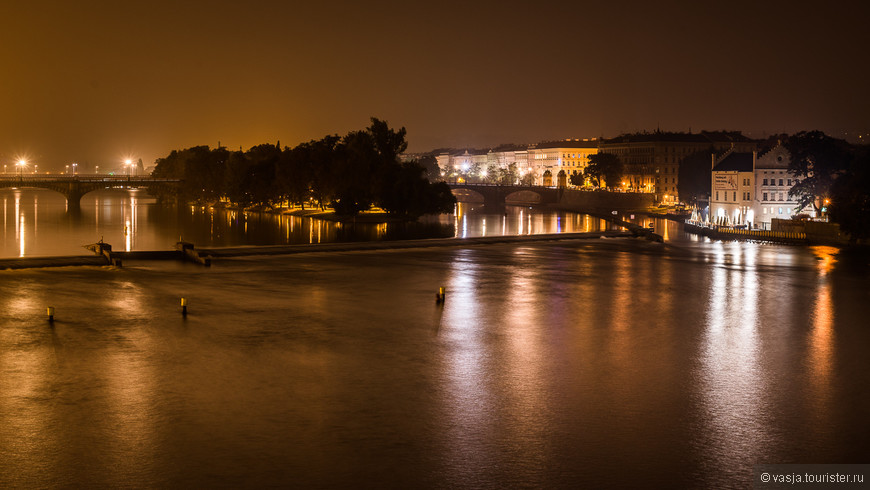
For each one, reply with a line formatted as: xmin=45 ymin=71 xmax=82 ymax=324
xmin=102 ymin=338 xmax=158 ymax=478
xmin=19 ymin=214 xmax=25 ymax=257
xmin=697 ymin=255 xmax=769 ymax=472
xmin=15 ymin=193 xmax=20 ymax=241
xmin=0 ymin=338 xmax=59 ymax=471
xmin=807 ymin=272 xmax=835 ymax=447
xmin=810 ymin=246 xmax=839 ymax=276
xmin=501 ymin=260 xmax=549 ymax=469
xmin=439 ymin=251 xmax=492 ymax=477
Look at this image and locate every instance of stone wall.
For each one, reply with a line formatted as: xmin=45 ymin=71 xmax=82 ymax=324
xmin=555 ymin=189 xmax=655 ymax=213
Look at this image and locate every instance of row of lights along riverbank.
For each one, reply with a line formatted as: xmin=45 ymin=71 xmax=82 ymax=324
xmin=2 ymin=158 xmax=137 ymax=175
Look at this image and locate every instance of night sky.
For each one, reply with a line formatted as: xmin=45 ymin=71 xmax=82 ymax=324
xmin=2 ymin=0 xmax=868 ymax=171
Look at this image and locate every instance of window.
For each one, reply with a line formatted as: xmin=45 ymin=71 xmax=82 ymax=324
xmin=763 ymin=178 xmax=768 ymax=185
xmin=763 ymin=207 xmax=767 ymax=214
xmin=763 ymin=192 xmax=768 ymax=201
xmin=787 ymin=179 xmax=792 ymax=186
xmin=716 ymin=191 xmax=719 ymax=201
xmin=733 ymin=192 xmax=737 ymax=201
xmin=779 ymin=179 xmax=784 ymax=186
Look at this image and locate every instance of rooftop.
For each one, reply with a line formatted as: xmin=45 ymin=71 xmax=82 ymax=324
xmin=713 ymin=152 xmax=753 ymax=172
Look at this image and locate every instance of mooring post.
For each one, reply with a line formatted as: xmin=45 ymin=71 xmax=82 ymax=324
xmin=47 ymin=306 xmax=55 ymax=323
xmin=436 ymin=287 xmax=446 ymax=304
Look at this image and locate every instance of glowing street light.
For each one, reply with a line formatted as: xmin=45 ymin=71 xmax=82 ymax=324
xmin=17 ymin=159 xmax=27 ymax=175
xmin=72 ymin=163 xmax=78 ymax=175
xmin=125 ymin=159 xmax=133 ymax=176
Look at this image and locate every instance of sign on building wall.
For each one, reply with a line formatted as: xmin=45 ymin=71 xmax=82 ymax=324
xmin=713 ymin=173 xmax=738 ymax=191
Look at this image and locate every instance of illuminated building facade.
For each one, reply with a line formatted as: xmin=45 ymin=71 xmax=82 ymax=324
xmin=752 ymin=143 xmax=814 ymax=229
xmin=710 ymin=150 xmax=755 ymax=226
xmin=527 ymin=140 xmax=598 ymax=187
xmin=709 ymin=144 xmax=814 ymax=228
xmin=600 ymin=131 xmax=756 ymax=202
xmin=436 ymin=140 xmax=597 ymax=186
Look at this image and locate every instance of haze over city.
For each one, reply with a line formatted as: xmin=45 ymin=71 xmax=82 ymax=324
xmin=2 ymin=0 xmax=868 ymax=171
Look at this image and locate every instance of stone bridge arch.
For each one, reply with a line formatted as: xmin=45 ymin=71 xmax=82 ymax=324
xmin=448 ymin=184 xmax=559 ymax=207
xmin=0 ymin=176 xmax=181 ymax=209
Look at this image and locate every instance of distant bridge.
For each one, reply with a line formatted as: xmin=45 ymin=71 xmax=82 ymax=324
xmin=0 ymin=175 xmax=181 ymax=208
xmin=449 ymin=183 xmax=657 ymax=214
xmin=448 ymin=183 xmax=562 ymax=207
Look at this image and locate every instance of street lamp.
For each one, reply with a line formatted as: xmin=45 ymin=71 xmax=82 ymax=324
xmin=125 ymin=159 xmax=133 ymax=176
xmin=72 ymin=163 xmax=78 ymax=175
xmin=95 ymin=165 xmax=99 ymax=174
xmin=17 ymin=159 xmax=26 ymax=175
xmin=65 ymin=164 xmax=69 ymax=174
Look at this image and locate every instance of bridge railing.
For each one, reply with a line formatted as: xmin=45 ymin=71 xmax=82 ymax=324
xmin=0 ymin=175 xmax=180 ymax=183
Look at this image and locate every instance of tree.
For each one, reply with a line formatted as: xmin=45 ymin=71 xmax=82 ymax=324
xmin=677 ymin=147 xmax=715 ymax=205
xmin=415 ymin=154 xmax=442 ymax=182
xmin=151 ymin=146 xmax=228 ymax=203
xmin=585 ymin=152 xmax=623 ymax=190
xmin=569 ymin=170 xmax=585 ymax=187
xmin=277 ymin=145 xmax=313 ymax=208
xmin=785 ymin=131 xmax=852 ymax=215
xmin=245 ymin=143 xmax=282 ymax=207
xmin=828 ymin=148 xmax=870 ymax=241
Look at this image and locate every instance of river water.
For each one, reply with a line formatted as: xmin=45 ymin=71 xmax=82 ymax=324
xmin=0 ymin=189 xmax=868 ymax=488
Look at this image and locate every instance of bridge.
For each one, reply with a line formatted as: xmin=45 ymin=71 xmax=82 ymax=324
xmin=448 ymin=183 xmax=562 ymax=207
xmin=449 ymin=182 xmax=657 ymax=214
xmin=0 ymin=175 xmax=181 ymax=208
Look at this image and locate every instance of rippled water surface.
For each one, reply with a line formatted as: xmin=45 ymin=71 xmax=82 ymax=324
xmin=0 ymin=189 xmax=618 ymax=257
xmin=0 ymin=188 xmax=868 ymax=488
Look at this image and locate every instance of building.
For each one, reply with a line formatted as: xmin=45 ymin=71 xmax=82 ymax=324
xmin=753 ymin=143 xmax=813 ymax=229
xmin=527 ymin=140 xmax=599 ymax=187
xmin=601 ymin=131 xmax=756 ymax=203
xmin=710 ymin=150 xmax=755 ymax=226
xmin=435 ymin=140 xmax=597 ymax=186
xmin=708 ymin=144 xmax=815 ymax=228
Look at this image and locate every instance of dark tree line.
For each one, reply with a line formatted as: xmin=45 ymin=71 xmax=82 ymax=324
xmin=786 ymin=131 xmax=870 ymax=241
xmin=150 ymin=118 xmax=456 ymax=218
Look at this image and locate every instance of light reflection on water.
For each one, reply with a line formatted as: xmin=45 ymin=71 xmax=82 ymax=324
xmin=0 ymin=190 xmax=619 ymax=258
xmin=0 ymin=193 xmax=868 ymax=487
